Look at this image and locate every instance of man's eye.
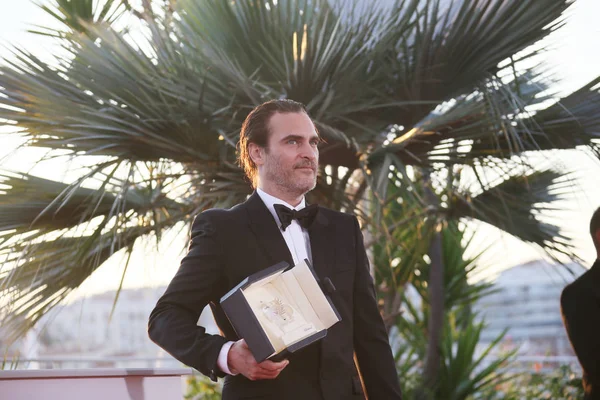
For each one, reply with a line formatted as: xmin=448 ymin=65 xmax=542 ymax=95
xmin=288 ymin=140 xmax=297 ymax=144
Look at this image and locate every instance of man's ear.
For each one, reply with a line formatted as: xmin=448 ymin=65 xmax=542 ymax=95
xmin=248 ymin=143 xmax=265 ymax=166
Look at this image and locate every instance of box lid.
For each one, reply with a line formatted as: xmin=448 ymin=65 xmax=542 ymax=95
xmin=221 ymin=261 xmax=290 ymax=303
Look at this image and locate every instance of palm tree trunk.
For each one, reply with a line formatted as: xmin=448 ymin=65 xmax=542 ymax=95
xmin=417 ymin=177 xmax=445 ymax=399
xmin=423 ymin=228 xmax=444 ymax=387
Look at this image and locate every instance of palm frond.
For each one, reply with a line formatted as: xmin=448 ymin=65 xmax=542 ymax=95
xmin=369 ymin=65 xmax=554 ymax=168
xmin=0 ymin=29 xmax=222 ymax=162
xmin=0 ymin=225 xmax=150 ymax=343
xmin=438 ymin=314 xmax=515 ymax=399
xmin=469 ymin=76 xmax=600 ymax=156
xmin=451 ymin=169 xmax=578 ymax=261
xmin=0 ymin=164 xmax=185 ymax=238
xmin=30 ymin=0 xmax=129 ymax=37
xmin=384 ymin=0 xmax=570 ymax=107
xmin=174 ymin=0 xmax=420 ymax=165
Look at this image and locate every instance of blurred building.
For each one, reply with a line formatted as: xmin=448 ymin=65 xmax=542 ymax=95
xmin=475 ymin=259 xmax=586 ymax=357
xmin=31 ymin=286 xmax=218 ymax=368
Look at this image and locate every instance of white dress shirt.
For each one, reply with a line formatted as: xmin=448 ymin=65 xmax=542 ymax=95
xmin=217 ymin=188 xmax=313 ymax=375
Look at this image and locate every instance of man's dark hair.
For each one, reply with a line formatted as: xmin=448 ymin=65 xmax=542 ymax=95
xmin=591 ymin=206 xmax=600 ymax=248
xmin=237 ymin=99 xmax=309 ymax=188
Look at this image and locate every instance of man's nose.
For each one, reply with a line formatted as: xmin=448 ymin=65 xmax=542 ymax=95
xmin=300 ymin=142 xmax=318 ymax=160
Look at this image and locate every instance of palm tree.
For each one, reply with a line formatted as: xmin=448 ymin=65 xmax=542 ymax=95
xmin=370 ymin=165 xmax=573 ymax=396
xmin=1 ymin=0 xmax=599 ymax=393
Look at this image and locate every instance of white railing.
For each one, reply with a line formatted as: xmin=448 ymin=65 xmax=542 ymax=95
xmin=10 ymin=356 xmax=182 ymax=370
xmin=12 ymin=355 xmax=581 ymax=374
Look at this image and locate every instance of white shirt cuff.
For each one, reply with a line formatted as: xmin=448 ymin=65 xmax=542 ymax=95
xmin=217 ymin=341 xmax=238 ymax=375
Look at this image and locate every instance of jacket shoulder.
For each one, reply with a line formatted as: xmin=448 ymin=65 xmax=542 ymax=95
xmin=561 ymin=271 xmax=593 ymax=307
xmin=317 ymin=205 xmax=357 ymax=223
xmin=191 ymin=201 xmax=248 ymax=228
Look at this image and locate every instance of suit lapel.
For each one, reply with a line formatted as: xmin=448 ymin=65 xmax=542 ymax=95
xmin=308 ymin=207 xmax=335 ymax=281
xmin=245 ymin=191 xmax=294 ymax=267
xmin=308 ymin=209 xmax=340 ymax=368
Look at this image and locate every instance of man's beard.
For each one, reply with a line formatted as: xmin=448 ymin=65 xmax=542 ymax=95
xmin=264 ymin=154 xmax=317 ymax=196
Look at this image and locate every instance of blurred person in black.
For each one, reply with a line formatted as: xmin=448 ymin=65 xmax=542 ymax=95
xmin=561 ymin=206 xmax=600 ymax=399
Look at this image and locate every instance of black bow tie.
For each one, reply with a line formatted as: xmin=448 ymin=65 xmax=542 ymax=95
xmin=274 ymin=204 xmax=319 ymax=231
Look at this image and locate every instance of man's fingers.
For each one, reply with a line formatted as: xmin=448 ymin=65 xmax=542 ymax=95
xmin=248 ymin=365 xmax=286 ymax=381
xmin=236 ymin=350 xmax=289 ymax=381
xmin=258 ymin=359 xmax=289 ymax=372
xmin=247 ymin=359 xmax=289 ymax=381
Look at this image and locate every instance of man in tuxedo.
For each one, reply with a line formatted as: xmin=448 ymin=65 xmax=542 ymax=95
xmin=148 ymin=99 xmax=402 ymax=399
xmin=561 ymin=206 xmax=600 ymax=399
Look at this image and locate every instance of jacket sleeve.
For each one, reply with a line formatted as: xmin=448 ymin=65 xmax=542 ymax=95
xmin=352 ymin=216 xmax=403 ymax=399
xmin=561 ymin=282 xmax=600 ymax=388
xmin=148 ymin=211 xmax=228 ymax=381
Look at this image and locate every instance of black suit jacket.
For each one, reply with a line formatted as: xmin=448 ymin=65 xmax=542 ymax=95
xmin=148 ymin=192 xmax=402 ymax=400
xmin=561 ymin=259 xmax=600 ymax=400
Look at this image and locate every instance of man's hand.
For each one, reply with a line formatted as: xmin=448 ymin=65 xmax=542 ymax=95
xmin=227 ymin=339 xmax=289 ymax=381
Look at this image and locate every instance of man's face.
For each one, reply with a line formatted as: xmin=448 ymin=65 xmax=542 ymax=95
xmin=258 ymin=112 xmax=319 ymax=197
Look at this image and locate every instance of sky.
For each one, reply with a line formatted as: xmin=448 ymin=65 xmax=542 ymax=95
xmin=0 ymin=0 xmax=599 ymax=301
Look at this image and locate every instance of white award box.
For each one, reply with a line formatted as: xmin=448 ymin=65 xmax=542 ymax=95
xmin=220 ymin=259 xmax=341 ymax=362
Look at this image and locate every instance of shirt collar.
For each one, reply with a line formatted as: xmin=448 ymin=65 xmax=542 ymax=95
xmin=257 ymin=188 xmax=305 ymax=226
